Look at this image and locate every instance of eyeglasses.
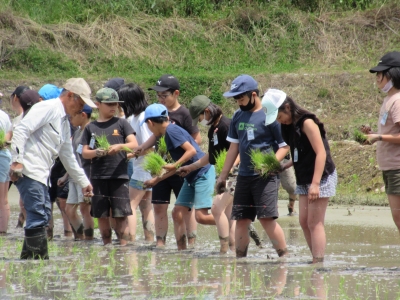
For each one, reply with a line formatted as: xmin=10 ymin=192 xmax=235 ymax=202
xmin=156 ymin=93 xmax=172 ymax=100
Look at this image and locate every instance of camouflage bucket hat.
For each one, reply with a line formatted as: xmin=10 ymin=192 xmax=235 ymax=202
xmin=95 ymin=87 xmax=124 ymax=103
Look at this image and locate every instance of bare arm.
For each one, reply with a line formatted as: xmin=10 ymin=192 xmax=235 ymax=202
xmin=275 ymin=145 xmax=290 ymax=161
xmin=191 ymin=131 xmax=201 ymax=145
xmin=108 ymin=134 xmax=138 ymax=155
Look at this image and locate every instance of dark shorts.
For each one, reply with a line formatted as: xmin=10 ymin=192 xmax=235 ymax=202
xmin=48 ymin=178 xmax=69 ymax=203
xmin=152 ymin=174 xmax=184 ymax=205
xmin=91 ymin=179 xmax=132 ymax=218
xmin=382 ymin=169 xmax=400 ymax=195
xmin=231 ymin=175 xmax=280 ymax=222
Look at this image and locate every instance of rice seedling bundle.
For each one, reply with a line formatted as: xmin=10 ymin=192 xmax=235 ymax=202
xmin=250 ymin=148 xmax=281 ymax=177
xmin=214 ymin=149 xmax=227 ymax=176
xmin=354 ymin=128 xmax=368 ymax=144
xmin=157 ymin=136 xmax=173 ymax=162
xmin=0 ymin=130 xmax=6 ymax=149
xmin=143 ymin=152 xmax=167 ymax=177
xmin=121 ymin=146 xmax=133 ymax=153
xmin=95 ymin=134 xmax=110 ymax=150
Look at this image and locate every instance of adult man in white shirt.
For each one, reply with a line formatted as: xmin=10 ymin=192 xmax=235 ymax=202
xmin=10 ymin=78 xmax=96 ymax=260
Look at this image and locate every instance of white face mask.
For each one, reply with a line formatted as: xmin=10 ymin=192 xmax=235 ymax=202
xmin=381 ymin=80 xmax=394 ymax=93
xmin=199 ymin=118 xmax=209 ymax=126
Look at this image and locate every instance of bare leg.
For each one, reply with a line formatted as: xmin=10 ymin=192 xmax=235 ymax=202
xmin=388 ymin=194 xmax=400 ymax=233
xmin=153 ymin=203 xmax=169 ymax=247
xmin=65 ymin=203 xmax=84 ymax=240
xmin=259 ymin=217 xmax=287 ymax=256
xmin=195 ymin=208 xmax=216 ymax=225
xmin=138 ymin=191 xmax=155 ymax=242
xmin=172 ymin=205 xmax=190 ymax=250
xmin=235 ymin=218 xmax=252 ymax=257
xmin=115 ymin=217 xmax=130 ymax=246
xmin=98 ymin=217 xmax=112 ymax=245
xmin=56 ymin=198 xmax=72 ymax=236
xmin=184 ymin=208 xmax=197 ymax=246
xmin=225 ymin=202 xmax=236 ymax=251
xmin=299 ymin=195 xmax=329 ymax=262
xmin=127 ymin=187 xmax=147 ymax=242
xmin=79 ymin=202 xmax=94 ymax=239
xmin=0 ymin=182 xmax=10 ymax=233
xmin=211 ymin=192 xmax=233 ymax=253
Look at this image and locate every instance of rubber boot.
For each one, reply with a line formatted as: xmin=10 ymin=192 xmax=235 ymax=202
xmin=20 ymin=227 xmax=49 ymax=260
xmin=248 ymin=223 xmax=263 ymax=248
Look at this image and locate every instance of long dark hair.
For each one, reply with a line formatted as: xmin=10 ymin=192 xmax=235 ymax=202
xmin=278 ymin=96 xmax=324 ymax=143
xmin=118 ymin=83 xmax=148 ymax=118
xmin=206 ymin=103 xmax=223 ymax=125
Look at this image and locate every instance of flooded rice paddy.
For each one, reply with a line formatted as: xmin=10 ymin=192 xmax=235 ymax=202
xmin=1 ymin=187 xmax=400 ymax=299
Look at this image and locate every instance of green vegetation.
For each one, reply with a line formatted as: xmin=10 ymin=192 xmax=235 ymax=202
xmin=354 ymin=128 xmax=368 ymax=144
xmin=143 ymin=152 xmax=167 ymax=177
xmin=121 ymin=145 xmax=133 ymax=153
xmin=250 ymin=149 xmax=281 ymax=176
xmin=95 ymin=134 xmax=110 ymax=150
xmin=214 ymin=149 xmax=227 ymax=176
xmin=0 ymin=130 xmax=6 ymax=149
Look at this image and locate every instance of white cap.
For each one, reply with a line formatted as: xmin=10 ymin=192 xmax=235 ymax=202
xmin=261 ymin=89 xmax=286 ymax=125
xmin=63 ymin=78 xmax=96 ymax=108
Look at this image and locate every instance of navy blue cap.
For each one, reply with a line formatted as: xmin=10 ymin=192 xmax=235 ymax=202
xmin=223 ymin=75 xmax=258 ymax=98
xmin=81 ymin=104 xmax=92 ymax=115
xmin=104 ymin=78 xmax=125 ymax=91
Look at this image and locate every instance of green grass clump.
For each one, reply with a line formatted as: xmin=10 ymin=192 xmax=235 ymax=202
xmin=0 ymin=130 xmax=6 ymax=149
xmin=250 ymin=149 xmax=281 ymax=177
xmin=96 ymin=134 xmax=110 ymax=150
xmin=354 ymin=129 xmax=368 ymax=144
xmin=214 ymin=149 xmax=227 ymax=176
xmin=143 ymin=152 xmax=167 ymax=177
xmin=121 ymin=146 xmax=133 ymax=153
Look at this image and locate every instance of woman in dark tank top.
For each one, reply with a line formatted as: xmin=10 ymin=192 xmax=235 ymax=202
xmin=262 ymin=89 xmax=337 ymax=264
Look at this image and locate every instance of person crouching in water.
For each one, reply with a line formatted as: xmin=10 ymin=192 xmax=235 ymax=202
xmin=262 ymin=89 xmax=337 ymax=263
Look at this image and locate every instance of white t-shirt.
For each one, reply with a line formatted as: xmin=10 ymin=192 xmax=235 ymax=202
xmin=130 ymin=112 xmax=153 ymax=182
xmin=0 ymin=110 xmax=12 ymax=133
xmin=12 ymin=113 xmax=23 ymax=130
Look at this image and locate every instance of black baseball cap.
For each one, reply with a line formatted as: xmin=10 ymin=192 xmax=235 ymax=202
xmin=104 ymin=78 xmax=125 ymax=91
xmin=369 ymin=51 xmax=400 ymax=73
xmin=148 ymin=74 xmax=180 ymax=92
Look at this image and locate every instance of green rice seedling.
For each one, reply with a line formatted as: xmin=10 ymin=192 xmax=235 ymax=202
xmin=250 ymin=148 xmax=281 ymax=176
xmin=121 ymin=145 xmax=133 ymax=153
xmin=214 ymin=149 xmax=227 ymax=176
xmin=0 ymin=130 xmax=6 ymax=149
xmin=354 ymin=128 xmax=368 ymax=144
xmin=143 ymin=152 xmax=167 ymax=177
xmin=157 ymin=136 xmax=173 ymax=162
xmin=96 ymin=134 xmax=110 ymax=150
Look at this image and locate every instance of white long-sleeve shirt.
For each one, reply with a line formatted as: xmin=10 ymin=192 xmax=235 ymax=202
xmin=11 ymin=98 xmax=90 ymax=187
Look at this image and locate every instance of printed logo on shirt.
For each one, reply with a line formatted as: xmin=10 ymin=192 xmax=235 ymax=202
xmin=238 ymin=122 xmax=256 ymax=131
xmin=112 ymin=129 xmax=120 ymax=136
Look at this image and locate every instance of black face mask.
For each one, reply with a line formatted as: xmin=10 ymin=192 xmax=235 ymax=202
xmin=239 ymin=96 xmax=255 ymax=111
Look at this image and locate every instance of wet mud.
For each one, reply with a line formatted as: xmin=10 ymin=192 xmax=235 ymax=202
xmin=1 ymin=187 xmax=399 ymax=299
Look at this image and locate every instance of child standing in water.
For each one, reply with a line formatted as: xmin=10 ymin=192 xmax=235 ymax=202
xmin=262 ymin=89 xmax=337 ymax=263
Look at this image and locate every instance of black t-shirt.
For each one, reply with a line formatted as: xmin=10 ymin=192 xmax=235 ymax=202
xmin=81 ymin=117 xmax=135 ymax=179
xmin=208 ymin=115 xmax=231 ymax=165
xmin=169 ymin=105 xmax=199 ymax=135
xmin=50 ymin=157 xmax=66 ymax=180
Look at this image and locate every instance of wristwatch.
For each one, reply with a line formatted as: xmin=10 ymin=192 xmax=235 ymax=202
xmin=379 ymin=135 xmax=383 ymax=141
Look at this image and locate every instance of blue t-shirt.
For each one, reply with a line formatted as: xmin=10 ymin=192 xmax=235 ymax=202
xmin=165 ymin=123 xmax=211 ymax=183
xmin=227 ymin=109 xmax=287 ymax=176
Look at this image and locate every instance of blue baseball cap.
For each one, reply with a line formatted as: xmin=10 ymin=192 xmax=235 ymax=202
xmin=140 ymin=103 xmax=168 ymax=126
xmin=38 ymin=84 xmax=63 ymax=100
xmin=223 ymin=75 xmax=258 ymax=98
xmin=81 ymin=104 xmax=93 ymax=115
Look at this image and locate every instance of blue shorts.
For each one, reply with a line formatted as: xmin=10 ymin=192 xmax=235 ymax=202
xmin=129 ymin=178 xmax=151 ymax=191
xmin=0 ymin=150 xmax=11 ymax=183
xmin=175 ymin=165 xmax=215 ymax=210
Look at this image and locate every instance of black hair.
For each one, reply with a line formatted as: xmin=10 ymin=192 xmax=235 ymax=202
xmin=11 ymin=86 xmax=29 ymax=99
xmin=146 ymin=116 xmax=169 ymax=124
xmin=118 ymin=83 xmax=148 ymax=118
xmin=278 ymin=96 xmax=324 ymax=143
xmin=383 ymin=67 xmax=400 ymax=89
xmin=84 ymin=112 xmax=92 ymax=119
xmin=233 ymin=89 xmax=260 ymax=99
xmin=205 ymin=103 xmax=223 ymax=125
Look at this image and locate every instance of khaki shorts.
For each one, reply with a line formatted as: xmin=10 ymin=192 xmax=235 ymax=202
xmin=382 ymin=169 xmax=400 ymax=195
xmin=280 ymin=158 xmax=297 ymax=195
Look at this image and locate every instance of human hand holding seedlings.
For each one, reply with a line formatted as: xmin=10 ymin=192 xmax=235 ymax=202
xmin=366 ymin=134 xmax=381 ymax=144
xmin=176 ymin=165 xmax=194 ymax=177
xmin=143 ymin=177 xmax=159 ymax=189
xmin=215 ymin=177 xmax=227 ymax=194
xmin=108 ymin=144 xmax=123 ymax=155
xmin=82 ymin=184 xmax=94 ymax=197
xmin=163 ymin=163 xmax=179 ymax=173
xmin=360 ymin=125 xmax=373 ymax=134
xmin=9 ymin=162 xmax=23 ymax=182
xmin=57 ymin=174 xmax=68 ymax=186
xmin=95 ymin=149 xmax=108 ymax=157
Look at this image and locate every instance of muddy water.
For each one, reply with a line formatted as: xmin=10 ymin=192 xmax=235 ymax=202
xmin=1 ymin=187 xmax=400 ymax=299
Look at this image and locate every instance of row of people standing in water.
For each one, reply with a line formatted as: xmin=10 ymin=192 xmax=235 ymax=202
xmin=1 ymin=50 xmax=399 ymax=263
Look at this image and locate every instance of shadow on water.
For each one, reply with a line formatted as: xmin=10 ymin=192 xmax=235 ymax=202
xmin=1 ymin=194 xmax=400 ymax=299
